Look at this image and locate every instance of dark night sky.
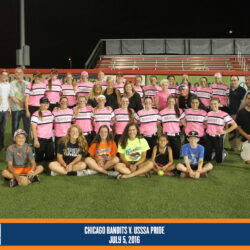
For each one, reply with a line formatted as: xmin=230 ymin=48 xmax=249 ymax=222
xmin=1 ymin=0 xmax=250 ymax=69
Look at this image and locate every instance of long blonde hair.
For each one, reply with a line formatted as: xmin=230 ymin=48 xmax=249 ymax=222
xmin=65 ymin=72 xmax=76 ymax=92
xmin=74 ymin=95 xmax=87 ymax=116
xmin=59 ymin=124 xmax=88 ymax=154
xmin=123 ymin=81 xmax=135 ymax=97
xmin=88 ymin=83 xmax=102 ymax=99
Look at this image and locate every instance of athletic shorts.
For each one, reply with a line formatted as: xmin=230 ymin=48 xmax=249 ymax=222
xmin=8 ymin=166 xmax=32 ymax=175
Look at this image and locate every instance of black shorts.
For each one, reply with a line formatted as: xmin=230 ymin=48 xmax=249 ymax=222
xmin=183 ymin=164 xmax=204 ymax=171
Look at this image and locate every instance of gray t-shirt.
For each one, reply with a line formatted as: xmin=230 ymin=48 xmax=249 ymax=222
xmin=6 ymin=143 xmax=34 ymax=167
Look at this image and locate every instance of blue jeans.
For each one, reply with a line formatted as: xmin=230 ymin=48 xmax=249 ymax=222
xmin=0 ymin=111 xmax=9 ymax=148
xmin=11 ymin=110 xmax=30 ymax=140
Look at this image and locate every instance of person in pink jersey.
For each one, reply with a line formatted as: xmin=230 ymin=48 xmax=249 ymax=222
xmin=96 ymin=70 xmax=107 ymax=90
xmin=182 ymin=95 xmax=207 ymax=146
xmin=134 ymin=96 xmax=160 ymax=158
xmin=155 ymin=79 xmax=171 ymax=110
xmin=87 ymin=83 xmax=102 ymax=108
xmin=143 ymin=75 xmax=161 ymax=108
xmin=167 ymin=74 xmax=178 ymax=97
xmin=113 ymin=96 xmax=134 ymax=145
xmin=114 ymin=72 xmax=125 ymax=94
xmin=49 ymin=124 xmax=88 ymax=176
xmin=31 ymin=97 xmax=54 ymax=162
xmin=160 ymin=95 xmax=185 ymax=159
xmin=52 ymin=96 xmax=74 ymax=153
xmin=93 ymin=95 xmax=114 ymax=134
xmin=73 ymin=95 xmax=94 ymax=145
xmin=44 ymin=68 xmax=62 ymax=111
xmin=133 ymin=75 xmax=143 ymax=98
xmin=61 ymin=73 xmax=76 ymax=109
xmin=196 ymin=77 xmax=212 ymax=111
xmin=25 ymin=71 xmax=46 ymax=118
xmin=205 ymin=97 xmax=237 ymax=163
xmin=211 ymin=72 xmax=229 ymax=113
xmin=76 ymin=71 xmax=93 ymax=99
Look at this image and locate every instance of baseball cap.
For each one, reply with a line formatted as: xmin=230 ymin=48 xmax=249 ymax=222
xmin=50 ymin=68 xmax=58 ymax=74
xmin=40 ymin=97 xmax=50 ymax=103
xmin=187 ymin=131 xmax=199 ymax=138
xmin=81 ymin=71 xmax=88 ymax=77
xmin=33 ymin=71 xmax=42 ymax=77
xmin=14 ymin=129 xmax=27 ymax=138
xmin=179 ymin=84 xmax=188 ymax=90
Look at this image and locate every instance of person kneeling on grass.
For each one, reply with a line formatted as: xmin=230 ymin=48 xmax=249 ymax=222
xmin=2 ymin=129 xmax=44 ymax=187
xmin=114 ymin=122 xmax=154 ymax=179
xmin=49 ymin=124 xmax=88 ymax=176
xmin=176 ymin=131 xmax=213 ymax=179
xmin=151 ymin=134 xmax=176 ymax=176
xmin=85 ymin=125 xmax=120 ymax=176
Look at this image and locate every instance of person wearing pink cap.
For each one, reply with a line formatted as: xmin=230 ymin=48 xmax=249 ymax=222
xmin=25 ymin=71 xmax=46 ymax=118
xmin=76 ymin=71 xmax=93 ymax=99
xmin=61 ymin=73 xmax=77 ymax=109
xmin=44 ymin=68 xmax=62 ymax=111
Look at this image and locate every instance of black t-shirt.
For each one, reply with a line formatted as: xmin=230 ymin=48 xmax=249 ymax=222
xmin=229 ymin=86 xmax=246 ymax=115
xmin=236 ymin=108 xmax=250 ymax=141
xmin=128 ymin=92 xmax=143 ymax=113
xmin=87 ymin=98 xmax=98 ymax=108
xmin=58 ymin=142 xmax=83 ymax=164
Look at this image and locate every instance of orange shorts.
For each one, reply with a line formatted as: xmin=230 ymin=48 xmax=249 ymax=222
xmin=9 ymin=167 xmax=32 ymax=175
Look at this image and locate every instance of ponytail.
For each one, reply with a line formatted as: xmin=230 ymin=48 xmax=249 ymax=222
xmin=48 ymin=78 xmax=52 ymax=91
xmin=128 ymin=108 xmax=133 ymax=122
xmin=174 ymin=104 xmax=180 ymax=118
xmin=38 ymin=108 xmax=43 ymax=121
xmin=31 ymin=79 xmax=35 ymax=90
xmin=74 ymin=105 xmax=81 ymax=116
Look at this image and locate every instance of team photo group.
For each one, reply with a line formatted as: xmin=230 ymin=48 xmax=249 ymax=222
xmin=1 ymin=67 xmax=250 ymax=187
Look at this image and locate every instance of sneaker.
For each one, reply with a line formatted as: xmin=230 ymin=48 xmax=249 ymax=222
xmin=77 ymin=169 xmax=98 ymax=176
xmin=180 ymin=172 xmax=189 ymax=178
xmin=51 ymin=171 xmax=59 ymax=176
xmin=29 ymin=175 xmax=40 ymax=183
xmin=200 ymin=172 xmax=208 ymax=178
xmin=211 ymin=152 xmax=216 ymax=160
xmin=107 ymin=170 xmax=120 ymax=177
xmin=10 ymin=179 xmax=18 ymax=187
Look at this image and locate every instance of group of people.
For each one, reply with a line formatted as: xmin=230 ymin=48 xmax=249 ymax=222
xmin=0 ymin=67 xmax=250 ymax=187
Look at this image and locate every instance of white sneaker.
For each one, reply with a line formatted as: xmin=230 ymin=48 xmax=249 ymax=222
xmin=51 ymin=170 xmax=58 ymax=176
xmin=107 ymin=170 xmax=120 ymax=177
xmin=211 ymin=152 xmax=216 ymax=160
xmin=77 ymin=169 xmax=98 ymax=176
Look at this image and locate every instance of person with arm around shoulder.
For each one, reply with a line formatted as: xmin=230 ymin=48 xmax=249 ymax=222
xmin=2 ymin=129 xmax=44 ymax=187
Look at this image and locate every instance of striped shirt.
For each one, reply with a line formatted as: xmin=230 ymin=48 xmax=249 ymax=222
xmin=134 ymin=86 xmax=143 ymax=98
xmin=134 ymin=109 xmax=160 ymax=136
xmin=31 ymin=110 xmax=54 ymax=139
xmin=195 ymin=87 xmax=213 ymax=107
xmin=73 ymin=106 xmax=93 ymax=133
xmin=159 ymin=108 xmax=185 ymax=134
xmin=93 ymin=107 xmax=114 ymax=133
xmin=206 ymin=110 xmax=233 ymax=136
xmin=211 ymin=83 xmax=229 ymax=106
xmin=76 ymin=82 xmax=93 ymax=98
xmin=96 ymin=81 xmax=107 ymax=90
xmin=168 ymin=84 xmax=178 ymax=97
xmin=114 ymin=83 xmax=124 ymax=94
xmin=61 ymin=84 xmax=76 ymax=106
xmin=113 ymin=108 xmax=134 ymax=135
xmin=143 ymin=85 xmax=161 ymax=107
xmin=44 ymin=79 xmax=62 ymax=104
xmin=183 ymin=108 xmax=207 ymax=137
xmin=24 ymin=82 xmax=46 ymax=107
xmin=52 ymin=108 xmax=74 ymax=137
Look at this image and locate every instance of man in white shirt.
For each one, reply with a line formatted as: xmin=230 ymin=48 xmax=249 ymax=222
xmin=0 ymin=70 xmax=11 ymax=150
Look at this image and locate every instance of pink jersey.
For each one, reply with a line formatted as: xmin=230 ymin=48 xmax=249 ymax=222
xmin=96 ymin=81 xmax=107 ymax=90
xmin=113 ymin=108 xmax=134 ymax=135
xmin=183 ymin=108 xmax=207 ymax=137
xmin=206 ymin=110 xmax=233 ymax=136
xmin=134 ymin=109 xmax=160 ymax=136
xmin=211 ymin=83 xmax=229 ymax=106
xmin=143 ymin=85 xmax=162 ymax=107
xmin=76 ymin=82 xmax=93 ymax=98
xmin=168 ymin=84 xmax=178 ymax=97
xmin=114 ymin=83 xmax=124 ymax=94
xmin=31 ymin=110 xmax=54 ymax=139
xmin=44 ymin=79 xmax=62 ymax=103
xmin=61 ymin=84 xmax=76 ymax=106
xmin=155 ymin=91 xmax=171 ymax=110
xmin=24 ymin=82 xmax=46 ymax=107
xmin=160 ymin=108 xmax=185 ymax=134
xmin=195 ymin=86 xmax=213 ymax=107
xmin=73 ymin=106 xmax=93 ymax=133
xmin=52 ymin=108 xmax=74 ymax=137
xmin=134 ymin=86 xmax=143 ymax=98
xmin=93 ymin=107 xmax=114 ymax=133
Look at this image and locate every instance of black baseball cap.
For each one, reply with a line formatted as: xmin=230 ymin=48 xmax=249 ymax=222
xmin=50 ymin=68 xmax=58 ymax=74
xmin=33 ymin=71 xmax=42 ymax=77
xmin=187 ymin=131 xmax=199 ymax=138
xmin=40 ymin=97 xmax=50 ymax=104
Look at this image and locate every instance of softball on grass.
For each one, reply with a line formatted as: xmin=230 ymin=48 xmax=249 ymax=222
xmin=18 ymin=176 xmax=31 ymax=186
xmin=157 ymin=170 xmax=164 ymax=176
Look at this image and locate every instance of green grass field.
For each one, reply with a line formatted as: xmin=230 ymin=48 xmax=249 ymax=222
xmin=0 ymin=119 xmax=250 ymax=218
